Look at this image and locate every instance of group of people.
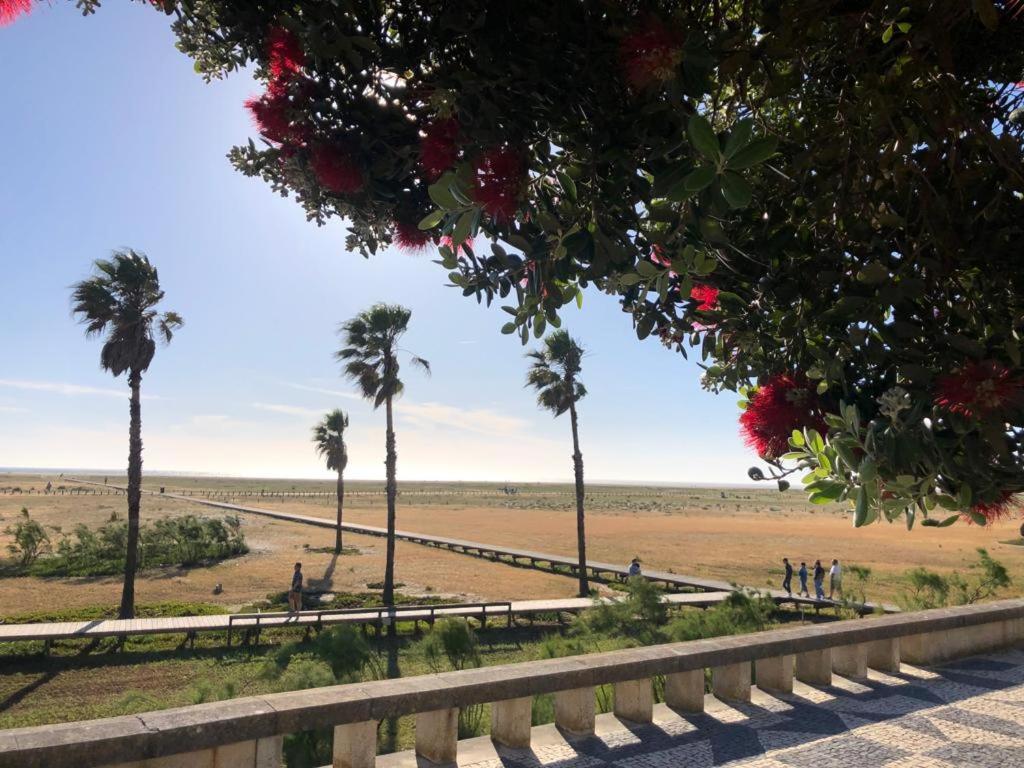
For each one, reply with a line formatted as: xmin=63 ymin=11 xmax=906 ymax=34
xmin=782 ymin=557 xmax=842 ymax=601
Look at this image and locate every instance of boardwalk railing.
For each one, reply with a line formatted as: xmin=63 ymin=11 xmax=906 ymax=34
xmin=3 ymin=599 xmax=1021 ymax=768
xmin=225 ymin=601 xmax=513 ymax=646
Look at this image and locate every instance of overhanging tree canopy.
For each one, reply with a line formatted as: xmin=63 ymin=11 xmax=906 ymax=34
xmin=37 ymin=0 xmax=1024 ymax=526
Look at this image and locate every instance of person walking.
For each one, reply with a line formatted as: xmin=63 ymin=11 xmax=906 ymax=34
xmin=828 ymin=558 xmax=842 ymax=600
xmin=288 ymin=562 xmax=303 ymax=613
xmin=782 ymin=557 xmax=793 ymax=596
xmin=798 ymin=561 xmax=809 ymax=597
xmin=813 ymin=559 xmax=826 ymax=600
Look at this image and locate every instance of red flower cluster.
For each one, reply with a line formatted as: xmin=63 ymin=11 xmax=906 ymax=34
xmin=244 ymin=28 xmax=307 ymax=147
xmin=934 ymin=360 xmax=1023 ymax=418
xmin=420 ymin=118 xmax=461 ymax=181
xmin=0 ymin=0 xmax=31 ymax=27
xmin=440 ymin=235 xmax=474 ymax=257
xmin=650 ymin=245 xmax=671 ymax=268
xmin=310 ymin=145 xmax=364 ymax=195
xmin=473 ymin=148 xmax=526 ymax=222
xmin=393 ymin=218 xmax=432 ymax=252
xmin=245 ymin=91 xmax=294 ymax=144
xmin=739 ymin=374 xmax=827 ymax=459
xmin=266 ymin=27 xmax=304 ymax=82
xmin=965 ymin=491 xmax=1019 ymax=525
xmin=619 ymin=18 xmax=685 ymax=90
xmin=690 ymin=283 xmax=719 ymax=311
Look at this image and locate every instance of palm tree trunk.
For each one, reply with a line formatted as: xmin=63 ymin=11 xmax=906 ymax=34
xmin=568 ymin=400 xmax=589 ymax=597
xmin=383 ymin=396 xmax=398 ymax=630
xmin=119 ymin=369 xmax=143 ymax=620
xmin=335 ymin=469 xmax=345 ymax=554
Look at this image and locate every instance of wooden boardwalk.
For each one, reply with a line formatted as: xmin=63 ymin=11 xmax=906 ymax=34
xmin=0 ymin=592 xmax=735 ymax=646
xmin=138 ymin=485 xmax=872 ymax=612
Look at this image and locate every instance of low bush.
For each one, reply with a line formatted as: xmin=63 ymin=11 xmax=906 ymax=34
xmin=9 ymin=514 xmax=248 ymax=577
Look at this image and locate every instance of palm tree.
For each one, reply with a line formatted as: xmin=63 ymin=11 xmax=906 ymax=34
xmin=312 ymin=409 xmax=349 ymax=554
xmin=71 ymin=249 xmax=183 ymax=619
xmin=526 ymin=330 xmax=589 ymax=596
xmin=336 ymin=304 xmax=429 ymax=615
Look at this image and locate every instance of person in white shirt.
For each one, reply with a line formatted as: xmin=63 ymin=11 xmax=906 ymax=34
xmin=828 ymin=559 xmax=842 ymax=600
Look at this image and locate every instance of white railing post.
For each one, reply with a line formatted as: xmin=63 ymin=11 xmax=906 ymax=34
xmin=755 ymin=655 xmax=794 ymax=693
xmin=832 ymin=643 xmax=868 ymax=679
xmin=795 ymin=648 xmax=832 ymax=686
xmin=711 ymin=662 xmax=751 ymax=702
xmin=256 ymin=735 xmax=284 ymax=767
xmin=866 ymin=638 xmax=900 ymax=672
xmin=491 ymin=696 xmax=533 ymax=749
xmin=554 ymin=687 xmax=595 ymax=735
xmin=333 ymin=721 xmax=377 ymax=768
xmin=613 ymin=679 xmax=653 ymax=723
xmin=416 ymin=708 xmax=458 ymax=765
xmin=664 ymin=669 xmax=704 ymax=712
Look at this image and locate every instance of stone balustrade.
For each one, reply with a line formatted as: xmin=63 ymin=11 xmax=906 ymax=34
xmin=2 ymin=599 xmax=1021 ymax=768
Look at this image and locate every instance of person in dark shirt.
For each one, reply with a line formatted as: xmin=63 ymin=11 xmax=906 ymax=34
xmin=782 ymin=558 xmax=793 ymax=596
xmin=813 ymin=559 xmax=826 ymax=600
xmin=798 ymin=562 xmax=809 ymax=597
xmin=288 ymin=562 xmax=303 ymax=612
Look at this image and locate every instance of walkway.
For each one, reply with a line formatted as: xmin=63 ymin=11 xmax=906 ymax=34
xmin=382 ymin=647 xmax=1024 ymax=767
xmin=68 ymin=478 xmax=887 ymax=613
xmin=0 ymin=592 xmax=733 ymax=646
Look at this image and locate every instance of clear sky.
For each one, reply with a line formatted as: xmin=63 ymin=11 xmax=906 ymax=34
xmin=0 ymin=2 xmax=756 ymax=483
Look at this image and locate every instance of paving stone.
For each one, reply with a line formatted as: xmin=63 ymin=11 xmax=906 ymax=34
xmin=450 ymin=648 xmax=1024 ymax=768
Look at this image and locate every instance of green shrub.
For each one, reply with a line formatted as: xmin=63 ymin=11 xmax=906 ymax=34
xmin=899 ymin=548 xmax=1011 ymax=610
xmin=5 ymin=508 xmax=50 ymax=566
xmin=21 ymin=514 xmax=248 ymax=577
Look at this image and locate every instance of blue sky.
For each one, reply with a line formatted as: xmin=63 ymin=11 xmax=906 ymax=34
xmin=0 ymin=3 xmax=754 ymax=483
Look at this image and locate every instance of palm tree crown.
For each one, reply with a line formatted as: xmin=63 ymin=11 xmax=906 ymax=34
xmin=525 ymin=329 xmax=587 ymax=416
xmin=71 ymin=249 xmax=183 ymax=376
xmin=313 ymin=410 xmax=349 ymax=473
xmin=336 ymin=303 xmax=430 ymax=405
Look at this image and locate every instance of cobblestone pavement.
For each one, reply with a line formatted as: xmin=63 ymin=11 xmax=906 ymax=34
xmin=470 ymin=648 xmax=1024 ymax=768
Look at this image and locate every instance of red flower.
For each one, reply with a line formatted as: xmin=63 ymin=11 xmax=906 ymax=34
xmin=0 ymin=0 xmax=31 ymax=27
xmin=739 ymin=374 xmax=827 ymax=459
xmin=245 ymin=90 xmax=294 ymax=144
xmin=620 ymin=18 xmax=685 ymax=90
xmin=690 ymin=283 xmax=719 ymax=311
xmin=310 ymin=145 xmax=364 ymax=195
xmin=420 ymin=118 xmax=460 ymax=181
xmin=440 ymin=235 xmax=473 ymax=256
xmin=394 ymin=218 xmax=432 ymax=252
xmin=266 ymin=27 xmax=304 ymax=83
xmin=964 ymin=491 xmax=1019 ymax=525
xmin=650 ymin=245 xmax=671 ymax=268
xmin=472 ymin=147 xmax=526 ymax=222
xmin=934 ymin=360 xmax=1023 ymax=418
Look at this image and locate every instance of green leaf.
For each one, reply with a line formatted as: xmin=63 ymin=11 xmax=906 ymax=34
xmin=958 ymin=484 xmax=973 ymax=511
xmin=854 ymin=485 xmax=869 ymax=527
xmin=557 ymin=171 xmax=577 ymax=202
xmin=856 ymin=262 xmax=889 ymax=284
xmin=726 ymin=136 xmax=778 ymax=170
xmin=790 ymin=430 xmax=805 ymax=447
xmin=683 ymin=166 xmax=717 ymax=192
xmin=881 ymin=24 xmax=894 ymax=43
xmin=428 ymin=176 xmax=461 ymax=210
xmin=619 ymin=273 xmax=643 ymax=287
xmin=935 ymin=494 xmax=959 ymax=511
xmin=922 ymin=513 xmax=960 ymax=528
xmin=896 ymin=22 xmax=911 ymax=33
xmin=500 ymin=322 xmax=516 ymax=335
xmin=687 ymin=114 xmax=720 ymax=162
xmin=720 ymin=171 xmax=753 ymax=208
xmin=451 ymin=209 xmax=475 ymax=246
xmin=418 ymin=209 xmax=445 ymax=230
xmin=723 ymin=118 xmax=754 ymax=159
xmin=973 ymin=0 xmax=999 ymax=31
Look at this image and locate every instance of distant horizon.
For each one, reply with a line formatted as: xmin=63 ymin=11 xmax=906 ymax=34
xmin=0 ymin=467 xmax=764 ymax=490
